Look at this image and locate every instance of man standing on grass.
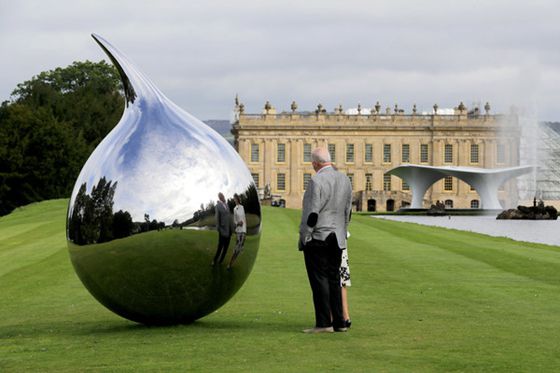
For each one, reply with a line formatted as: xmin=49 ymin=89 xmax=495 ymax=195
xmin=299 ymin=147 xmax=352 ymax=333
xmin=212 ymin=192 xmax=232 ymax=266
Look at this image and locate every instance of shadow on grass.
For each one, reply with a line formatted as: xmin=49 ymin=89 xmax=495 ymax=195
xmin=0 ymin=317 xmax=299 ymax=339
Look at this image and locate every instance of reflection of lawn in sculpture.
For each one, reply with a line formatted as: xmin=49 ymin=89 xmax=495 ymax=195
xmin=69 ymin=228 xmax=258 ymax=323
xmin=2 ymin=199 xmax=560 ymax=371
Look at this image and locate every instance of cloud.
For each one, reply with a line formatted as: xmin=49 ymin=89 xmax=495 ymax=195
xmin=1 ymin=0 xmax=559 ymax=120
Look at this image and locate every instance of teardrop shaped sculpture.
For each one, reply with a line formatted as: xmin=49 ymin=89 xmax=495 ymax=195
xmin=66 ymin=34 xmax=261 ymax=325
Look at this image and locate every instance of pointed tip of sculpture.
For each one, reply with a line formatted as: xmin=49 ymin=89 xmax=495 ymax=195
xmin=91 ymin=33 xmax=105 ymax=46
xmin=90 ymin=33 xmax=137 ymax=106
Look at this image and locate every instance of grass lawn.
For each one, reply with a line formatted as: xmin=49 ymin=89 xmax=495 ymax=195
xmin=1 ymin=199 xmax=560 ymax=372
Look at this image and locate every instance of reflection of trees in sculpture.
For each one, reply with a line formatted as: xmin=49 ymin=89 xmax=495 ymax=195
xmin=68 ymin=177 xmax=118 ymax=245
xmin=68 ymin=180 xmax=262 ymax=244
xmin=94 ymin=177 xmax=118 ymax=243
xmin=68 ymin=177 xmax=166 ymax=245
xmin=222 ymin=184 xmax=259 ymax=218
xmin=112 ymin=210 xmax=134 ymax=239
xmin=240 ymin=183 xmax=260 ymax=219
xmin=141 ymin=213 xmax=165 ymax=232
xmin=185 ymin=201 xmax=216 ymax=226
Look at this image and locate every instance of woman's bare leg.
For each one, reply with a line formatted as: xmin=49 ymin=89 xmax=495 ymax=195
xmin=342 ymin=286 xmax=350 ymax=321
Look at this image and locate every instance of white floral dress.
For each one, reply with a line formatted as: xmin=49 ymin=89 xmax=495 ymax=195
xmin=340 ymin=248 xmax=351 ymax=287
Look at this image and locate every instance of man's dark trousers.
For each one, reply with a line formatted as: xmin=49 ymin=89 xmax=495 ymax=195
xmin=303 ymin=232 xmax=344 ymax=328
xmin=214 ymin=234 xmax=231 ymax=264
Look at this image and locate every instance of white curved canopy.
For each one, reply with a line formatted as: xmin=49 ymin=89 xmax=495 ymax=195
xmin=385 ymin=164 xmax=535 ymax=209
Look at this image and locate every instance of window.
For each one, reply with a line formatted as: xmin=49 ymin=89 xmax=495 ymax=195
xmin=444 ymin=144 xmax=453 ymax=163
xmin=402 ymin=144 xmax=410 ymax=163
xmin=470 ymin=144 xmax=479 ymax=163
xmin=383 ymin=144 xmax=392 ymax=163
xmin=444 ymin=176 xmax=453 ymax=191
xmin=303 ymin=143 xmax=312 ymax=162
xmin=251 ymin=143 xmax=259 ymax=162
xmin=420 ymin=144 xmax=429 ymax=163
xmin=383 ymin=174 xmax=392 ymax=191
xmin=328 ymin=144 xmax=336 ymax=163
xmin=497 ymin=143 xmax=506 ymax=164
xmin=251 ymin=173 xmax=259 ymax=188
xmin=277 ymin=143 xmax=285 ymax=162
xmin=365 ymin=173 xmax=373 ymax=191
xmin=365 ymin=144 xmax=373 ymax=162
xmin=445 ymin=199 xmax=454 ymax=208
xmin=402 ymin=180 xmax=410 ymax=191
xmin=346 ymin=144 xmax=355 ymax=163
xmin=303 ymin=173 xmax=311 ymax=191
xmin=470 ymin=184 xmax=476 ymax=191
xmin=277 ymin=173 xmax=286 ymax=191
xmin=347 ymin=173 xmax=354 ymax=190
xmin=471 ymin=199 xmax=480 ymax=209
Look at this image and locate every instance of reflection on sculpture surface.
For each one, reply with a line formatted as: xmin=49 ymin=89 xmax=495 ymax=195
xmin=66 ymin=34 xmax=261 ymax=325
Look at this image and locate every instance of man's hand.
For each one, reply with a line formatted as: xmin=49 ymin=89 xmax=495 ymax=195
xmin=299 ymin=231 xmax=312 ymax=250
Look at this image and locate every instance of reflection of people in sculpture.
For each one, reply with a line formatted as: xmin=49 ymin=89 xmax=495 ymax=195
xmin=212 ymin=192 xmax=232 ymax=266
xmin=299 ymin=147 xmax=352 ymax=333
xmin=227 ymin=194 xmax=246 ymax=270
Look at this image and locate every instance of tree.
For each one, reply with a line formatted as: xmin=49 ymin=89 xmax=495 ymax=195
xmin=0 ymin=60 xmax=123 ymax=215
xmin=11 ymin=60 xmax=122 ymax=149
xmin=112 ymin=210 xmax=134 ymax=239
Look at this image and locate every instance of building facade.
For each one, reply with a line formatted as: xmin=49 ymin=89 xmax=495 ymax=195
xmin=231 ymin=102 xmax=521 ymax=211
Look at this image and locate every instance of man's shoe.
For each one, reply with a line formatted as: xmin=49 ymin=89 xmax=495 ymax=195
xmin=345 ymin=319 xmax=352 ymax=328
xmin=334 ymin=327 xmax=348 ymax=332
xmin=302 ymin=326 xmax=334 ymax=334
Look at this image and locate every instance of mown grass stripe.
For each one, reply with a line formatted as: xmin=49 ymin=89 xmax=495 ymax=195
xmin=0 ymin=200 xmax=559 ymax=372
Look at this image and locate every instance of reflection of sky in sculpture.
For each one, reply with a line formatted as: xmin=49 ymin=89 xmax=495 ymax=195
xmin=69 ymin=35 xmax=252 ymax=225
xmin=72 ymin=101 xmax=250 ymax=224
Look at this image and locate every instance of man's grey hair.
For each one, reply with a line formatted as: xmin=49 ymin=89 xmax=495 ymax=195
xmin=311 ymin=147 xmax=331 ymax=163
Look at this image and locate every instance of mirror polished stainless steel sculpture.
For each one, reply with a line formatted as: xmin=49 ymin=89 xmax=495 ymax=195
xmin=66 ymin=34 xmax=261 ymax=325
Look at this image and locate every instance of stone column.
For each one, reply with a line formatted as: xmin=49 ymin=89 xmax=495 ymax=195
xmin=289 ymin=139 xmax=299 ymax=196
xmin=433 ymin=139 xmax=442 ymax=166
xmin=484 ymin=139 xmax=494 ymax=168
xmin=355 ymin=138 xmax=363 ymax=168
xmin=263 ymin=139 xmax=272 ymax=192
xmin=411 ymin=140 xmax=419 ymax=164
xmin=456 ymin=140 xmax=464 ymax=199
xmin=240 ymin=139 xmax=250 ymax=164
xmin=291 ymin=139 xmax=302 ymax=203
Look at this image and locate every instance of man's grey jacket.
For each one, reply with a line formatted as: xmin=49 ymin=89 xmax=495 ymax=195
xmin=299 ymin=166 xmax=352 ymax=250
xmin=215 ymin=201 xmax=231 ymax=237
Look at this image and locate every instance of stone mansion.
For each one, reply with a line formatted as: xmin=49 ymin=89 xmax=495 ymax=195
xmin=231 ymin=100 xmax=521 ymax=211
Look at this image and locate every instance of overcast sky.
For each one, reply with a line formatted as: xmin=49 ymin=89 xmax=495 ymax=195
xmin=1 ymin=0 xmax=559 ymax=121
